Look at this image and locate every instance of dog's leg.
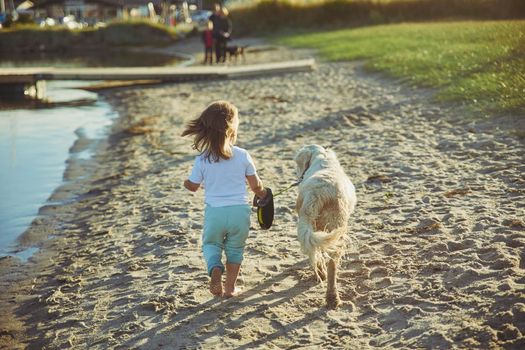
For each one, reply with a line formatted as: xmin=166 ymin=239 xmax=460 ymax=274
xmin=326 ymin=257 xmax=341 ymax=309
xmin=296 ymin=194 xmax=303 ymax=213
xmin=316 ymin=261 xmax=327 ymax=281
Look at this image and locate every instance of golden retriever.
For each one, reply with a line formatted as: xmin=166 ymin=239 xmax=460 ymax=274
xmin=294 ymin=145 xmax=357 ymax=308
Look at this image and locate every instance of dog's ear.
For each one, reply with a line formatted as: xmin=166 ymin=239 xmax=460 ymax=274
xmin=294 ymin=147 xmax=312 ymax=178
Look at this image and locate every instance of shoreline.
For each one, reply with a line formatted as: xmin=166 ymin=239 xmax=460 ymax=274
xmin=0 ymin=83 xmax=117 ymax=257
xmin=1 ymin=39 xmax=524 ymax=349
xmin=0 ymin=91 xmax=119 ymax=348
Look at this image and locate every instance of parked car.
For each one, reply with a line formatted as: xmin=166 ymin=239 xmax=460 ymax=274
xmin=62 ymin=15 xmax=83 ymax=29
xmin=38 ymin=17 xmax=56 ymax=27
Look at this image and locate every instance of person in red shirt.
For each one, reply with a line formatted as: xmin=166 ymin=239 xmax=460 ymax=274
xmin=202 ymin=21 xmax=214 ymax=65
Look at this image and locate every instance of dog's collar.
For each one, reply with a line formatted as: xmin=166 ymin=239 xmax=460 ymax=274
xmin=298 ymin=161 xmax=310 ymax=183
xmin=289 ymin=162 xmax=309 ymax=187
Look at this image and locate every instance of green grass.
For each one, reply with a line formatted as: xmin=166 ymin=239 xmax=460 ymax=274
xmin=277 ymin=20 xmax=525 ymax=115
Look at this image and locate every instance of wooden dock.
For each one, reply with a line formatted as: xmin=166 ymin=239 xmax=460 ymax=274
xmin=0 ymin=59 xmax=315 ymax=83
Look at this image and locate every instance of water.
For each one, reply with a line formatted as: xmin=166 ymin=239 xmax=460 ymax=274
xmin=0 ymin=81 xmax=117 ymax=260
xmin=0 ymin=50 xmax=182 ymax=68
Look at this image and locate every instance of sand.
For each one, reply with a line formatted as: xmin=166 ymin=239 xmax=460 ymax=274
xmin=1 ymin=37 xmax=524 ymax=349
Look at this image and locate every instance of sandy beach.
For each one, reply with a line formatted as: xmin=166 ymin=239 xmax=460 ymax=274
xmin=1 ymin=38 xmax=524 ymax=349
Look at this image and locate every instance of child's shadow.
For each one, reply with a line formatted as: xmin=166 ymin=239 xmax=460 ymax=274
xmin=121 ymin=259 xmax=320 ymax=348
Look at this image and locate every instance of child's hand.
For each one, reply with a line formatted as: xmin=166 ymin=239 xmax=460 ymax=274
xmin=252 ymin=188 xmax=270 ymax=207
xmin=184 ymin=179 xmax=200 ymax=192
xmin=258 ymin=188 xmax=268 ymax=201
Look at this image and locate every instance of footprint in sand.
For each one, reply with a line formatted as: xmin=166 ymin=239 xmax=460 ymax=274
xmin=369 ymin=267 xmax=392 ymax=289
xmin=446 ymin=238 xmax=477 ymax=252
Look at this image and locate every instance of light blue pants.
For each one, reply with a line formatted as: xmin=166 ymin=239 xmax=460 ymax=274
xmin=202 ymin=204 xmax=251 ymax=276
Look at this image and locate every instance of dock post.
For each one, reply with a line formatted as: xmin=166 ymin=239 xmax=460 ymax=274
xmin=0 ymin=76 xmax=45 ymax=100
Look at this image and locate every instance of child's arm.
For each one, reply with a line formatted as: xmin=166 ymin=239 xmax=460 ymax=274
xmin=185 ymin=157 xmax=202 ymax=192
xmin=246 ymin=174 xmax=267 ymax=199
xmin=184 ymin=179 xmax=200 ymax=192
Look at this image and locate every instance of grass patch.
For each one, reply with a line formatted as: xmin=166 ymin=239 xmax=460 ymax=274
xmin=277 ymin=20 xmax=525 ymax=115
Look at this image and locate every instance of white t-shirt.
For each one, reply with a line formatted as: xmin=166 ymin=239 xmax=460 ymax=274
xmin=188 ymin=146 xmax=257 ymax=207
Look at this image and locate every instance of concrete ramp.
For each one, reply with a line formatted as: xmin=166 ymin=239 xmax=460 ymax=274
xmin=0 ymin=59 xmax=315 ymax=83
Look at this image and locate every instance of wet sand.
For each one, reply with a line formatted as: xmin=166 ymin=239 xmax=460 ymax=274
xmin=1 ymin=38 xmax=524 ymax=349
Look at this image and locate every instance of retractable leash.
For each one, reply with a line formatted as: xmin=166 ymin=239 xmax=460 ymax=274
xmin=254 ymin=168 xmax=307 ymax=230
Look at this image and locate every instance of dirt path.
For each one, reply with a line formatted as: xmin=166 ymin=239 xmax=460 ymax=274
xmin=1 ymin=43 xmax=524 ymax=349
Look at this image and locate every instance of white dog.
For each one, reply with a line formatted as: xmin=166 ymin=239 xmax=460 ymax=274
xmin=294 ymin=145 xmax=357 ymax=308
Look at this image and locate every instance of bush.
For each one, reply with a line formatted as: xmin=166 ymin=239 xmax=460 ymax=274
xmin=16 ymin=13 xmax=34 ymax=25
xmin=98 ymin=21 xmax=177 ymax=45
xmin=229 ymin=0 xmax=525 ymax=36
xmin=0 ymin=20 xmax=178 ymax=53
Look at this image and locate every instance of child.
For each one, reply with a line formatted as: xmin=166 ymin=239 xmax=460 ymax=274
xmin=182 ymin=101 xmax=267 ymax=297
xmin=202 ymin=21 xmax=214 ymax=65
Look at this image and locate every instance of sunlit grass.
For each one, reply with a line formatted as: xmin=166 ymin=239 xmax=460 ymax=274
xmin=277 ymin=20 xmax=525 ymax=114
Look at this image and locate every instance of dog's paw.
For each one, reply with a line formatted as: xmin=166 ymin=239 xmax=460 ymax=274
xmin=315 ymin=264 xmax=327 ymax=282
xmin=326 ymin=293 xmax=341 ymax=309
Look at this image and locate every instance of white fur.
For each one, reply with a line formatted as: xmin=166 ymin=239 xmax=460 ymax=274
xmin=294 ymin=144 xmax=357 ymax=308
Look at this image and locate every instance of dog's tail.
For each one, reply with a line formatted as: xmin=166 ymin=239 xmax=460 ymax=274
xmin=297 ymin=216 xmax=346 ymax=278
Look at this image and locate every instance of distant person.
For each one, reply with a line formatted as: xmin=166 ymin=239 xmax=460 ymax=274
xmin=209 ymin=3 xmax=222 ymax=63
xmin=202 ymin=21 xmax=214 ymax=65
xmin=216 ymin=7 xmax=232 ymax=63
xmin=182 ymin=101 xmax=268 ymax=297
xmin=208 ymin=3 xmax=221 ymax=29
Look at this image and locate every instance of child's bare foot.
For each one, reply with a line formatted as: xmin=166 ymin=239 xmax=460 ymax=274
xmin=209 ymin=267 xmax=223 ymax=296
xmin=223 ymin=286 xmax=242 ymax=298
xmin=223 ymin=263 xmax=241 ymax=298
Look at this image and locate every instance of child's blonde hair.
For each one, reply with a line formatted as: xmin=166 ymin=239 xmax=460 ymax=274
xmin=181 ymin=100 xmax=238 ymax=162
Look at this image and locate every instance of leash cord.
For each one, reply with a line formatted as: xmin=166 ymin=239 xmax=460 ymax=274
xmin=273 ymin=181 xmax=300 ymax=197
xmin=272 ymin=166 xmax=308 ymax=198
